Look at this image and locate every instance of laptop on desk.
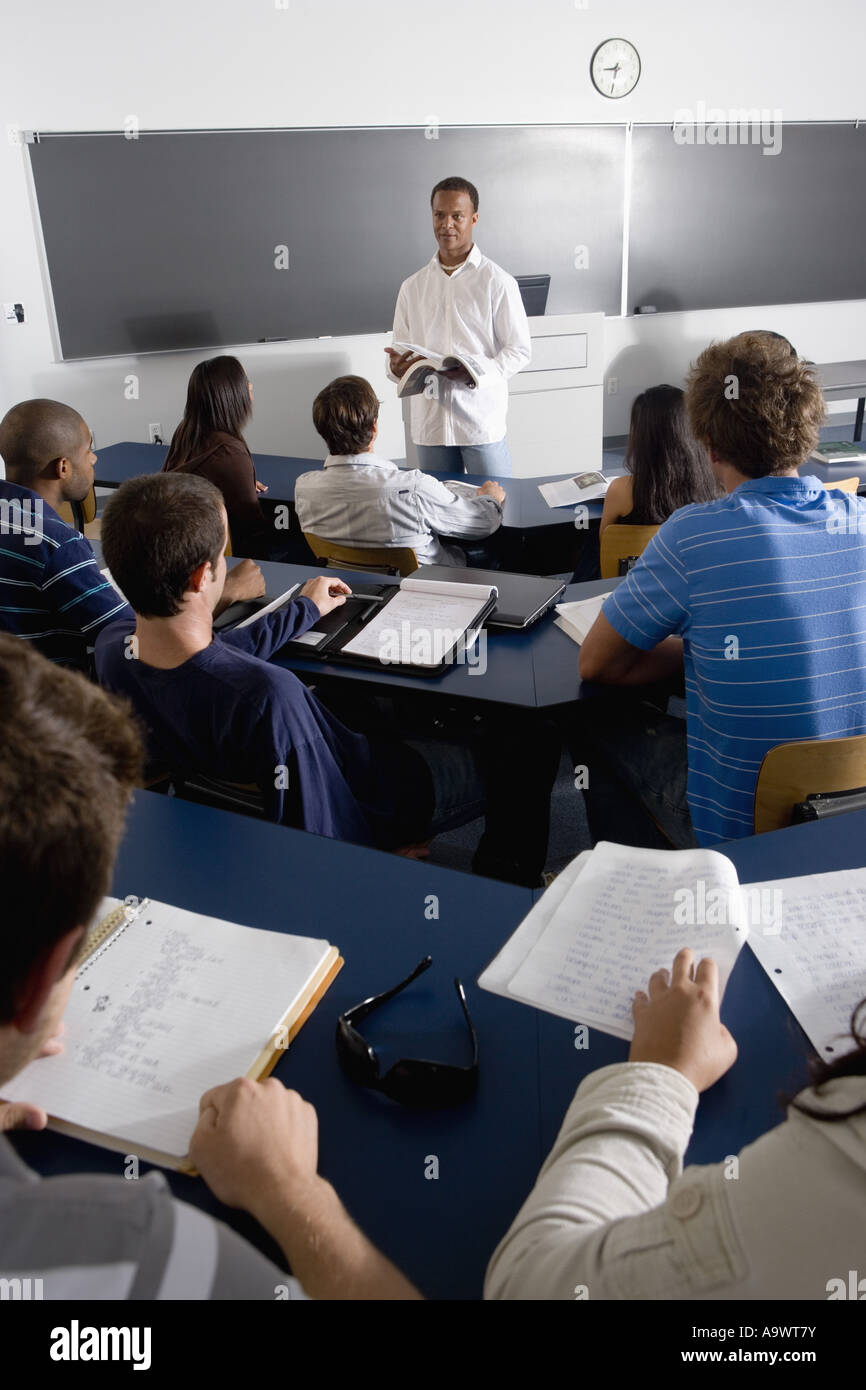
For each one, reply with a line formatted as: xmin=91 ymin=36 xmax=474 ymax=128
xmin=411 ymin=565 xmax=565 ymax=631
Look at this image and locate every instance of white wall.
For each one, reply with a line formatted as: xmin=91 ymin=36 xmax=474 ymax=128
xmin=1 ymin=0 xmax=864 ymax=456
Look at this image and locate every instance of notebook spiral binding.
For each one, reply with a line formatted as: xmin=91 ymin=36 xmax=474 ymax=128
xmin=76 ymin=896 xmax=150 ymax=977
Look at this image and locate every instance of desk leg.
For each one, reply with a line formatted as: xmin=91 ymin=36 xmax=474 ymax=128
xmin=855 ymin=396 xmax=865 ymax=443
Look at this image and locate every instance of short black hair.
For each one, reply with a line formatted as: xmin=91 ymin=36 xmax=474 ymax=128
xmin=431 ymin=177 xmax=479 ymax=213
xmin=101 ymin=473 xmax=226 ymax=618
xmin=0 ymin=399 xmax=87 ymax=487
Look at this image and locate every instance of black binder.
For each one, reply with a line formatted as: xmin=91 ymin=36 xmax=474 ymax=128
xmin=216 ymin=579 xmax=497 ymax=678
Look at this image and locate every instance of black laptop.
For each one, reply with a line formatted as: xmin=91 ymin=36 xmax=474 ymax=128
xmin=411 ymin=566 xmax=565 ymax=631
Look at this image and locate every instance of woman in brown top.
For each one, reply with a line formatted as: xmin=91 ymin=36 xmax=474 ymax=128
xmin=600 ymin=383 xmax=719 ymax=536
xmin=162 ymin=356 xmax=273 ymax=559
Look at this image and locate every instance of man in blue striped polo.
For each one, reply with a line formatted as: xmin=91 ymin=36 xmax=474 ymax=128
xmin=578 ymin=331 xmax=866 ymax=846
xmin=0 ymin=399 xmax=131 ymax=670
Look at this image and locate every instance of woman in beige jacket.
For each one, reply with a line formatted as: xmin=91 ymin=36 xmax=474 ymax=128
xmin=485 ymin=948 xmax=865 ymax=1300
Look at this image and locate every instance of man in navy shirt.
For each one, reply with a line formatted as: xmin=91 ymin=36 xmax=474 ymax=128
xmin=0 ymin=399 xmax=262 ymax=671
xmin=95 ymin=472 xmax=555 ymax=883
xmin=576 ymin=332 xmax=866 ymax=846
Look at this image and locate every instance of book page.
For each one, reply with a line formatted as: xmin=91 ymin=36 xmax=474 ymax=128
xmin=340 ymin=584 xmax=493 ymax=666
xmin=746 ymin=867 xmax=866 ymax=1057
xmin=3 ymin=902 xmax=333 ymax=1158
xmin=506 ymin=841 xmax=748 ymax=1039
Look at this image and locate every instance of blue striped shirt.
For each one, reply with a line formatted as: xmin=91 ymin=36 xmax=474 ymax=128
xmin=602 ymin=475 xmax=866 ymax=844
xmin=0 ymin=480 xmax=132 ymax=670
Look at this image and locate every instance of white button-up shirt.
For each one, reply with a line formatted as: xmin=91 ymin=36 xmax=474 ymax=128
xmin=294 ymin=451 xmax=503 ymax=567
xmin=387 ymin=244 xmax=531 ymax=447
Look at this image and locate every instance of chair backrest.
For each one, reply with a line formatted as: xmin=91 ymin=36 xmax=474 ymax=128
xmin=56 ymin=484 xmax=97 ymax=531
xmin=600 ymin=523 xmax=660 ymax=579
xmin=304 ymin=532 xmax=418 ymax=577
xmin=754 ymin=734 xmax=866 ymax=833
xmin=826 ymin=476 xmax=861 ymax=495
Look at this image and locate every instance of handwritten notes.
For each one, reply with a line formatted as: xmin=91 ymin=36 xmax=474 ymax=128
xmin=747 ymin=867 xmax=866 ymax=1056
xmin=3 ymin=901 xmax=333 ymax=1158
xmin=481 ymin=842 xmax=748 ymax=1039
xmin=340 ymin=578 xmax=494 ymax=666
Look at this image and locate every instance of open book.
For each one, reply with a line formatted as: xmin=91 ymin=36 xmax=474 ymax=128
xmin=538 ymin=472 xmax=611 ymax=508
xmin=2 ymin=897 xmax=342 ymax=1171
xmin=480 ymin=842 xmax=866 ymax=1055
xmin=392 ymin=341 xmax=486 ymax=397
xmin=554 ymin=593 xmax=608 ymax=647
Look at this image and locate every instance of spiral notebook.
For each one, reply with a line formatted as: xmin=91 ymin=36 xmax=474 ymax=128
xmin=2 ymin=897 xmax=342 ymax=1172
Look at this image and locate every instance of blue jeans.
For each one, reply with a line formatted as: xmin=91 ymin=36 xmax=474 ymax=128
xmin=416 ymin=439 xmax=513 ymax=477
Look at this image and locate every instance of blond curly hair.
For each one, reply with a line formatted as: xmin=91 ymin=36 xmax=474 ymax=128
xmin=685 ymin=332 xmax=825 ymax=477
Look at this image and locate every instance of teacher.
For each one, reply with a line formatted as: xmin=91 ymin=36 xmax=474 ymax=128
xmin=385 ymin=177 xmax=531 ymax=477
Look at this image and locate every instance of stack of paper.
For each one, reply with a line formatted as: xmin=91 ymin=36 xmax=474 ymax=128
xmin=554 ymin=593 xmax=608 ymax=646
xmin=480 ymin=844 xmax=866 ymax=1055
xmin=479 ymin=842 xmax=749 ymax=1039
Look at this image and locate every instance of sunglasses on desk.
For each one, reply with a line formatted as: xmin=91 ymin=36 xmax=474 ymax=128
xmin=336 ymin=956 xmax=479 ymax=1109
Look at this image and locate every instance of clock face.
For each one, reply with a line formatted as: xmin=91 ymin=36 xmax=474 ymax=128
xmin=590 ymin=38 xmax=641 ymax=99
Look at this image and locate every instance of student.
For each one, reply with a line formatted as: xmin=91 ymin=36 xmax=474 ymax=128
xmin=0 ymin=632 xmax=420 ymax=1300
xmin=599 ymin=384 xmax=718 ymax=537
xmin=575 ymin=331 xmax=866 ymax=847
xmin=0 ymin=397 xmax=261 ymax=672
xmin=485 ymin=947 xmax=866 ymax=1299
xmin=385 ymin=177 xmax=530 ymax=477
xmin=162 ymin=355 xmax=275 ymax=559
xmin=295 ymin=374 xmax=506 ymax=566
xmin=95 ymin=472 xmax=556 ymax=886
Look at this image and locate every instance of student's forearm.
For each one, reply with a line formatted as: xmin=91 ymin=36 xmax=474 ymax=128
xmin=485 ymin=1063 xmax=697 ymax=1300
xmin=580 ymin=635 xmax=683 ymax=686
xmin=253 ymin=1177 xmax=423 ymax=1300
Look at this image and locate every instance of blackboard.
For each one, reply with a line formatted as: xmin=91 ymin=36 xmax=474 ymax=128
xmin=628 ymin=122 xmax=866 ymax=313
xmin=29 ymin=125 xmax=626 ymax=359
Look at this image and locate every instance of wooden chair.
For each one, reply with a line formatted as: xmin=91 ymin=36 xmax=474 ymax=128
xmin=754 ymin=734 xmax=866 ymax=833
xmin=304 ymin=533 xmax=418 ymax=577
xmin=600 ymin=523 xmax=660 ymax=579
xmin=825 ymin=476 xmax=861 ymax=495
xmin=56 ymin=484 xmax=98 ymax=534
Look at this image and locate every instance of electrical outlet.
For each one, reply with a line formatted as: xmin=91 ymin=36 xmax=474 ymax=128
xmin=606 ymin=377 xmax=618 ymax=396
xmin=148 ymin=423 xmax=163 ymax=444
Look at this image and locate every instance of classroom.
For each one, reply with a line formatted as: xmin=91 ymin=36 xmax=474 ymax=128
xmin=0 ymin=0 xmax=864 ymax=1340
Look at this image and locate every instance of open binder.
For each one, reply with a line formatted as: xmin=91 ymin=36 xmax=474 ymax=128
xmin=223 ymin=577 xmax=498 ymax=676
xmin=2 ymin=897 xmax=342 ymax=1172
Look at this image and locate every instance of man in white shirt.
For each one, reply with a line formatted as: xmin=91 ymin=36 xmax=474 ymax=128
xmin=296 ymin=375 xmax=506 ymax=567
xmin=385 ymin=177 xmax=531 ymax=477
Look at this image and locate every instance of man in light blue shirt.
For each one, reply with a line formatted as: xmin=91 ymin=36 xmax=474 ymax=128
xmin=576 ymin=331 xmax=866 ymax=846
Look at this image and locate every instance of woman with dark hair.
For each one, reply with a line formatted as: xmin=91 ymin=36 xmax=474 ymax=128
xmin=163 ymin=356 xmax=273 ymax=559
xmin=600 ymin=383 xmax=719 ymax=536
xmin=487 ymin=948 xmax=866 ymax=1299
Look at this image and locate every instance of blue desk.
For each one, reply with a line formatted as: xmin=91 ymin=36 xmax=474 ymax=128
xmin=89 ymin=541 xmax=598 ymax=709
xmin=92 ymin=441 xmax=615 ymax=530
xmin=12 ymin=791 xmax=862 ymax=1299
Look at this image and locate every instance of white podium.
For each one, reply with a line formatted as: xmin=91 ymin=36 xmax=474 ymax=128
xmin=402 ymin=311 xmax=604 ymax=478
